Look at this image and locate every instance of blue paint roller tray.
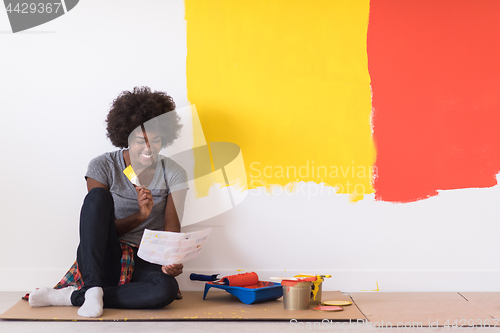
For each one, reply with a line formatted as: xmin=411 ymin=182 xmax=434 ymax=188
xmin=203 ymin=281 xmax=283 ymax=304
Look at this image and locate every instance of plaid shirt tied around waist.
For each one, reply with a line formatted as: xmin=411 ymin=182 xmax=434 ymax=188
xmin=54 ymin=241 xmax=137 ymax=290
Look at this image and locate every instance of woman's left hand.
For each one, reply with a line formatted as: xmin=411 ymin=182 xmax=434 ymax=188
xmin=162 ymin=263 xmax=183 ymax=277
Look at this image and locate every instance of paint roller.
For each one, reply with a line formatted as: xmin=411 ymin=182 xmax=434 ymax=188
xmin=190 ymin=272 xmax=259 ymax=287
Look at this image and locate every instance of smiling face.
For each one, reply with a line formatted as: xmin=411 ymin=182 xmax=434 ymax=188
xmin=128 ymin=126 xmax=163 ymax=171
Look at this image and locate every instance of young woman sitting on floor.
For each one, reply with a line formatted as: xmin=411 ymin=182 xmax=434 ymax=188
xmin=28 ymin=86 xmax=188 ymax=318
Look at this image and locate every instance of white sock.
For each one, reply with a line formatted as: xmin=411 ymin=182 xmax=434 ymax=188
xmin=77 ymin=286 xmax=104 ymax=318
xmin=29 ymin=286 xmax=76 ymax=307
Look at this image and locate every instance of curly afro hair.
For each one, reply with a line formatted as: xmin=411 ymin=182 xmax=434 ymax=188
xmin=106 ymin=87 xmax=182 ymax=148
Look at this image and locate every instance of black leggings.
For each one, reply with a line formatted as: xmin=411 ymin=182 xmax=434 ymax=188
xmin=70 ymin=187 xmax=178 ymax=309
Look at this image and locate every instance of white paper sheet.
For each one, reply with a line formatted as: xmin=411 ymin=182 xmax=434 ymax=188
xmin=137 ymin=228 xmax=212 ymax=265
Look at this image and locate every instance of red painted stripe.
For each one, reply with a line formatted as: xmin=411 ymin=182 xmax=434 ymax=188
xmin=368 ymin=0 xmax=500 ymax=202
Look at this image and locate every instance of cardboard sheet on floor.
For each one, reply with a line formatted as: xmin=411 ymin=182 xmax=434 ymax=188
xmin=350 ymin=292 xmax=493 ymax=327
xmin=460 ymin=292 xmax=500 ymax=321
xmin=0 ymin=291 xmax=364 ymax=322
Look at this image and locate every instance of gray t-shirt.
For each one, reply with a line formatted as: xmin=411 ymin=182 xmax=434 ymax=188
xmin=85 ymin=149 xmax=188 ymax=245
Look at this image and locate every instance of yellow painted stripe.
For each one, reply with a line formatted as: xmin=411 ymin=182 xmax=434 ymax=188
xmin=186 ymin=0 xmax=374 ymax=201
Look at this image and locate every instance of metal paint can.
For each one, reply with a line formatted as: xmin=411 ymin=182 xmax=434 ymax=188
xmin=281 ymin=280 xmax=312 ymax=310
xmin=293 ymin=274 xmax=331 ymax=305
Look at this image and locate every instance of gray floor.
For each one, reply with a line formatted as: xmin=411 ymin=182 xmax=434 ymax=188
xmin=1 ymin=292 xmax=500 ymax=333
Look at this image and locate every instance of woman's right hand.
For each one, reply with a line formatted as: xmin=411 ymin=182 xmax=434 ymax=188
xmin=136 ymin=186 xmax=154 ymax=220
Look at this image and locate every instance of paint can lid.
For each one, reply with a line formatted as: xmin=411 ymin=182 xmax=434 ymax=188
xmin=313 ymin=305 xmax=343 ymax=312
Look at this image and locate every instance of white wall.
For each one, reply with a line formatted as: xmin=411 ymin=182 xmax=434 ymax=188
xmin=1 ymin=0 xmax=500 ymax=293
